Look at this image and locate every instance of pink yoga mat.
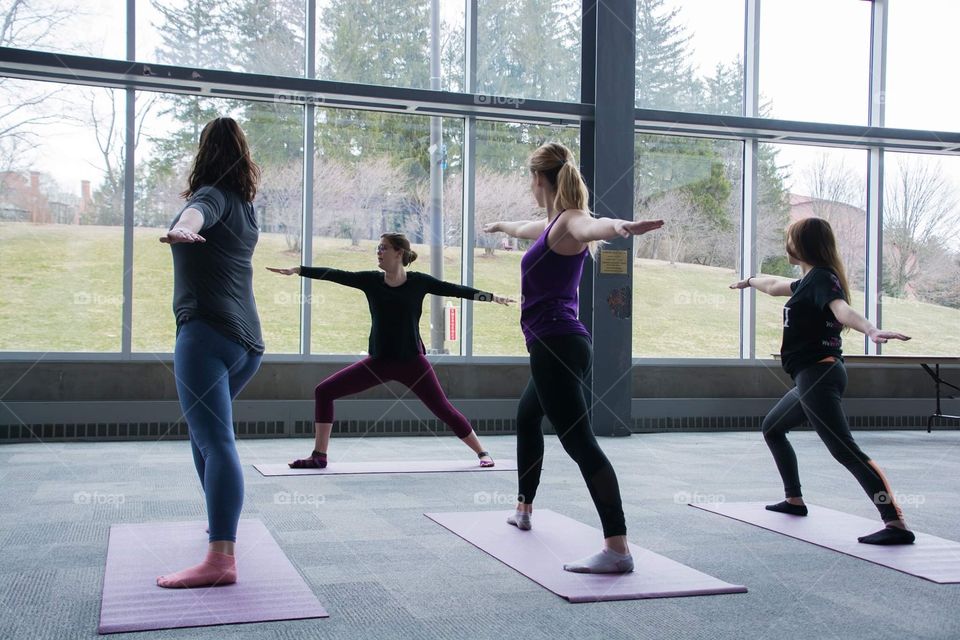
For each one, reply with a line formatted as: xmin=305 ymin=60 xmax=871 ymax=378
xmin=98 ymin=519 xmax=328 ymax=634
xmin=690 ymin=501 xmax=960 ymax=584
xmin=255 ymin=459 xmax=517 ymax=476
xmin=424 ymin=509 xmax=747 ymax=603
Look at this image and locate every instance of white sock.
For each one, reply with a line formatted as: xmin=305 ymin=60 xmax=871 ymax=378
xmin=506 ymin=510 xmax=531 ymax=530
xmin=563 ymin=548 xmax=634 ymax=574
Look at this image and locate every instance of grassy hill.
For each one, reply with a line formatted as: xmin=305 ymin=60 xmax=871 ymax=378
xmin=1 ymin=222 xmax=955 ymax=357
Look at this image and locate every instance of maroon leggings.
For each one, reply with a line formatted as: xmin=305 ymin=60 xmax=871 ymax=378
xmin=314 ymin=355 xmax=473 ymax=438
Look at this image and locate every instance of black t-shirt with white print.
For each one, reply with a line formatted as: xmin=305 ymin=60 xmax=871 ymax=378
xmin=780 ymin=267 xmax=847 ymax=377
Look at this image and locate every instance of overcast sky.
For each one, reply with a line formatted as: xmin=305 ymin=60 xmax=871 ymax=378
xmin=11 ymin=0 xmax=959 ymax=215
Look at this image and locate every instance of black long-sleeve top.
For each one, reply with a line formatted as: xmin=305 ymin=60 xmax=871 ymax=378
xmin=300 ymin=267 xmax=494 ymax=359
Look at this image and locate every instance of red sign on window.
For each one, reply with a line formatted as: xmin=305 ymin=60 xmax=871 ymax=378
xmin=446 ymin=306 xmax=457 ymax=341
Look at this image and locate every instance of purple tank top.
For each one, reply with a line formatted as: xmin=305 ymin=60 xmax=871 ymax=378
xmin=520 ymin=211 xmax=591 ymax=346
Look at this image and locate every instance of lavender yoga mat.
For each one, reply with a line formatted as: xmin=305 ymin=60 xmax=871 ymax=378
xmin=98 ymin=519 xmax=328 ymax=634
xmin=255 ymin=459 xmax=517 ymax=477
xmin=425 ymin=509 xmax=747 ymax=603
xmin=690 ymin=501 xmax=960 ymax=584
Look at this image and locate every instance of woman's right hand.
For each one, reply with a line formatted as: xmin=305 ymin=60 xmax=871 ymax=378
xmin=482 ymin=222 xmax=501 ymax=233
xmin=729 ymin=278 xmax=751 ymax=290
xmin=266 ymin=266 xmax=301 ymax=276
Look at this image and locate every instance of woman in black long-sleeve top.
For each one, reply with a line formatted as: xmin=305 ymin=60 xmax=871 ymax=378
xmin=268 ymin=233 xmax=512 ymax=469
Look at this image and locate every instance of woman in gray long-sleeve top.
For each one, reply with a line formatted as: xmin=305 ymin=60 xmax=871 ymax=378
xmin=156 ymin=117 xmax=263 ymax=588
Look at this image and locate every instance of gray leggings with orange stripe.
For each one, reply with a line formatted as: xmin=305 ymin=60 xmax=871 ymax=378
xmin=762 ymin=360 xmax=903 ymax=523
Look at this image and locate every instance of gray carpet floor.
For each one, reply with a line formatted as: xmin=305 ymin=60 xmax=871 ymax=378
xmin=1 ymin=429 xmax=957 ymax=640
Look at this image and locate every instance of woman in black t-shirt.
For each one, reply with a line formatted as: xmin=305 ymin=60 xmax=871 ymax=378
xmin=268 ymin=233 xmax=512 ymax=469
xmin=730 ymin=217 xmax=915 ymax=545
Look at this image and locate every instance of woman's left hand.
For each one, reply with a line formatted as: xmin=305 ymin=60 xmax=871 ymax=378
xmin=868 ymin=328 xmax=911 ymax=343
xmin=493 ymin=295 xmax=515 ymax=306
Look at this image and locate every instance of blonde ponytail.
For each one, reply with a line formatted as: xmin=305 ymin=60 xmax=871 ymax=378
xmin=530 ymin=143 xmax=600 ymax=257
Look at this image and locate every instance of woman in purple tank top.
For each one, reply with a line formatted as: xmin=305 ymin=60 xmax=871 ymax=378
xmin=483 ymin=142 xmax=663 ymax=573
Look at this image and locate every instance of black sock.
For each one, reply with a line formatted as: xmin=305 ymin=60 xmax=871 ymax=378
xmin=765 ymin=500 xmax=808 ymax=516
xmin=858 ymin=525 xmax=915 ymax=545
xmin=312 ymin=451 xmax=327 ymax=457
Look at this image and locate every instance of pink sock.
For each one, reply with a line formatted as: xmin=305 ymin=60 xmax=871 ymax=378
xmin=156 ymin=550 xmax=237 ymax=589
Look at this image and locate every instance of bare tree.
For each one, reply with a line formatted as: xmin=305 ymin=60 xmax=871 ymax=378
xmin=0 ymin=1 xmax=80 ymax=173
xmin=346 ymin=158 xmax=405 ymax=246
xmin=312 ymin=155 xmax=353 ymax=242
xmin=636 ymin=190 xmax=714 ymax=265
xmin=83 ymin=88 xmax=157 ymax=225
xmin=258 ymin=160 xmax=303 ymax=252
xmin=474 ymin=167 xmax=536 ymax=256
xmin=884 ymin=157 xmax=960 ymax=299
xmin=804 ymin=153 xmax=864 ymax=211
xmin=802 ymin=153 xmax=867 ymax=288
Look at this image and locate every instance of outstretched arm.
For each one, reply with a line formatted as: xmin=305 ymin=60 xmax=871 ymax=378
xmin=265 ymin=266 xmax=368 ymax=290
xmin=482 ymin=219 xmax=547 ymax=240
xmin=420 ymin=274 xmax=514 ymax=305
xmin=159 ymin=208 xmax=205 ymax=244
xmin=828 ymin=299 xmax=911 ymax=343
xmin=564 ymin=215 xmax=664 ymax=243
xmin=730 ymin=275 xmax=794 ymax=297
xmin=420 ymin=274 xmax=495 ymax=302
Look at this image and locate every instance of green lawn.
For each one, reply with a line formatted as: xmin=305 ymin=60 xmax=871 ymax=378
xmin=1 ymin=222 xmax=956 ymax=357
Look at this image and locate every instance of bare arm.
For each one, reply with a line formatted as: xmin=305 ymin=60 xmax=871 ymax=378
xmin=564 ymin=214 xmax=664 ymax=243
xmin=159 ymin=208 xmax=205 ymax=244
xmin=730 ymin=275 xmax=794 ymax=297
xmin=828 ymin=299 xmax=911 ymax=343
xmin=483 ymin=219 xmax=547 ymax=240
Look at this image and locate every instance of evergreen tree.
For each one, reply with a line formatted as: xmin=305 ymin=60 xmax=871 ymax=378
xmin=635 ymin=0 xmax=699 ymax=111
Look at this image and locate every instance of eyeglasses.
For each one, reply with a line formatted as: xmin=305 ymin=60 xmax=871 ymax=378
xmin=376 ymin=244 xmax=392 ymax=253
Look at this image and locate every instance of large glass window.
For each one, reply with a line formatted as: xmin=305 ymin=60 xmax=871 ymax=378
xmin=476 ymin=0 xmax=580 ymax=103
xmin=132 ymin=93 xmax=304 ymax=353
xmin=316 ymin=0 xmax=464 ymax=91
xmin=635 ymin=0 xmax=744 ymax=115
xmin=885 ymin=1 xmax=960 ymax=132
xmin=880 ymin=153 xmax=960 ymax=356
xmin=0 ymin=81 xmax=124 ymax=351
xmin=471 ymin=122 xmax=576 ymax=356
xmin=633 ymin=134 xmax=744 ymax=357
xmin=758 ymin=0 xmax=870 ymax=124
xmin=755 ymin=145 xmax=868 ymax=359
xmin=138 ymin=0 xmax=306 ymax=77
xmin=0 ymin=0 xmax=124 ymax=59
xmin=310 ymin=109 xmax=463 ymax=355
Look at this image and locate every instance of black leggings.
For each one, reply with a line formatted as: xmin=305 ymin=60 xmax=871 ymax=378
xmin=762 ymin=360 xmax=902 ymax=523
xmin=516 ymin=334 xmax=627 ymax=538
